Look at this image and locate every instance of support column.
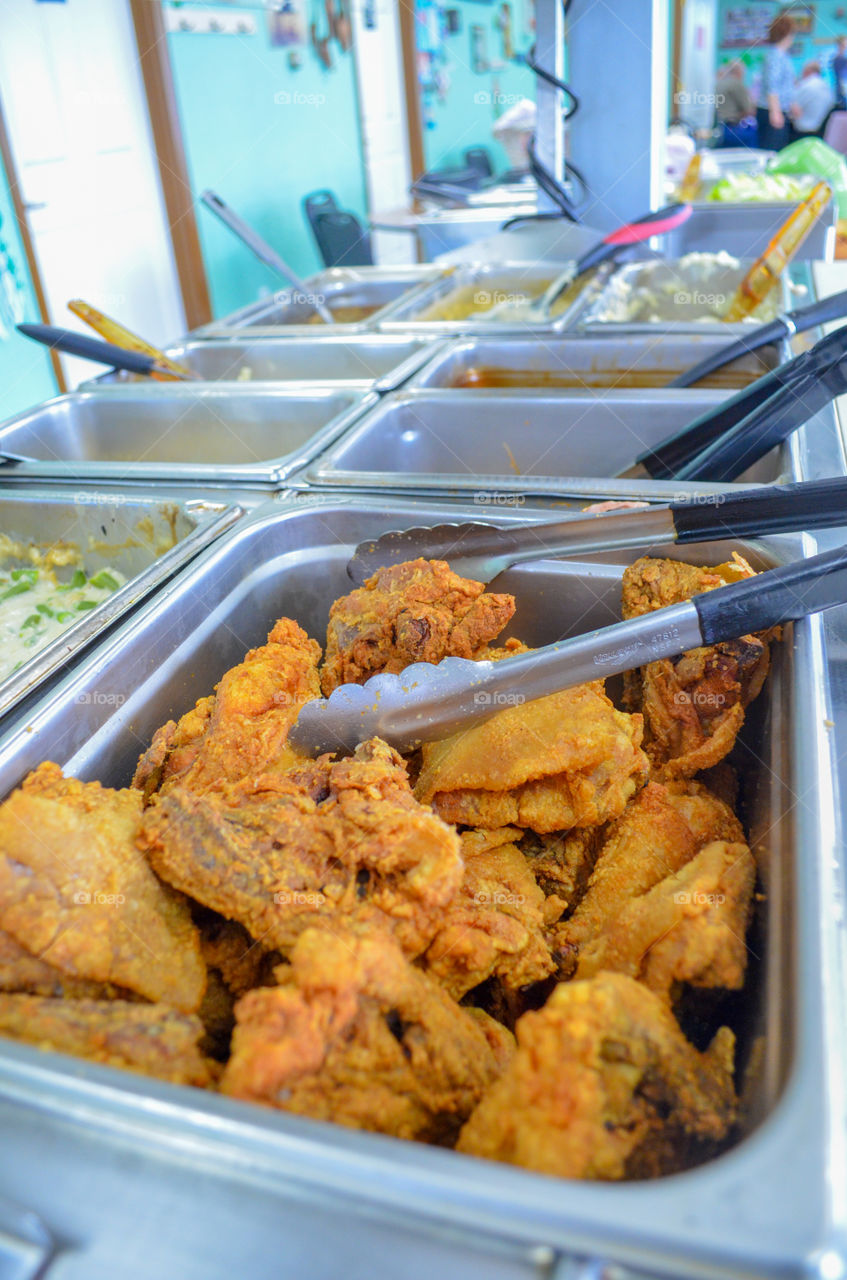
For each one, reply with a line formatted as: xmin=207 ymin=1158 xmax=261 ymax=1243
xmin=566 ymin=0 xmax=668 ymax=229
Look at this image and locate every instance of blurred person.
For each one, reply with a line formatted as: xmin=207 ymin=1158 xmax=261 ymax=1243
xmin=756 ymin=14 xmax=796 ymax=151
xmin=791 ymin=60 xmax=834 ymax=138
xmin=833 ymin=35 xmax=847 ymax=108
xmin=715 ymin=61 xmax=757 ymax=147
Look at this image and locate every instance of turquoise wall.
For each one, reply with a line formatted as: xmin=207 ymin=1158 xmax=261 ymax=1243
xmin=715 ymin=1 xmax=847 ymax=86
xmin=0 ymin=151 xmax=57 ymax=419
xmin=416 ymin=0 xmax=537 ymax=173
xmin=166 ymin=7 xmax=368 ymax=320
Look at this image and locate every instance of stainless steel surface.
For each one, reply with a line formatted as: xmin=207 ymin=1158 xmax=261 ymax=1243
xmin=661 ymin=199 xmax=836 ymax=261
xmin=292 ymin=601 xmax=705 ymax=755
xmin=0 ymin=492 xmax=842 ymax=1279
xmin=378 ymin=262 xmax=594 ymax=335
xmin=347 ymin=507 xmax=677 ymax=584
xmin=301 ymin=388 xmax=786 ymax=500
xmin=407 ymin=332 xmax=783 ymax=392
xmin=195 ymin=266 xmax=445 ymax=339
xmin=565 ymin=257 xmax=798 ymax=336
xmin=0 ymin=489 xmax=240 ymax=723
xmin=79 ymin=335 xmax=438 ymax=394
xmin=0 ymin=387 xmax=375 ymax=487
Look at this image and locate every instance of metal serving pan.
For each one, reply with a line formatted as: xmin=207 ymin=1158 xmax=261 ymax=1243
xmin=560 ymin=256 xmax=799 ymax=336
xmin=0 ymin=488 xmax=240 ymax=725
xmin=300 ymin=388 xmax=785 ymax=502
xmin=407 ymin=332 xmax=785 ymax=393
xmin=0 ymin=386 xmax=375 ymax=488
xmin=78 ymin=335 xmax=437 ymax=395
xmin=660 ymin=198 xmax=836 ymax=261
xmin=0 ymin=491 xmax=841 ymax=1280
xmin=194 ymin=266 xmax=445 ymax=339
xmin=377 ymin=262 xmax=597 ymax=335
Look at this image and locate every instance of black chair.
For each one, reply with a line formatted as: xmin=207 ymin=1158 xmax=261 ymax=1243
xmin=313 ymin=210 xmax=373 ymax=267
xmin=302 ymin=189 xmax=338 ymax=249
xmin=464 ymin=146 xmax=494 ymax=178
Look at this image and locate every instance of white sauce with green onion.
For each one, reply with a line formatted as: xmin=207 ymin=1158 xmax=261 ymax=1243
xmin=0 ymin=566 xmax=125 ymax=682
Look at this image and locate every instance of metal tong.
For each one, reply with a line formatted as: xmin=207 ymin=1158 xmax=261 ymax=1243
xmin=669 ymin=289 xmax=847 ymax=389
xmin=619 ymin=321 xmax=847 ymax=482
xmin=200 ymin=190 xmax=335 ymax=324
xmin=346 ymin=475 xmax=847 ymax=585
xmin=291 ymin=542 xmax=847 ymax=755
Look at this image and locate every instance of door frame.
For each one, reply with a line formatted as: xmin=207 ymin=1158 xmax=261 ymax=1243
xmin=129 ymin=0 xmax=212 ymax=330
xmin=0 ymin=90 xmax=65 ymax=392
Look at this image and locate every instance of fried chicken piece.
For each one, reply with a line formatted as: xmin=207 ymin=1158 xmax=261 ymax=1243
xmin=321 ymin=558 xmax=515 ymax=696
xmin=0 ymin=995 xmax=214 ymax=1087
xmin=133 ymin=617 xmax=321 ymax=801
xmin=519 ymin=829 xmax=601 ymax=924
xmin=194 ymin=913 xmax=282 ymax=1059
xmin=456 ymin=972 xmax=736 ymax=1180
xmin=139 ymin=739 xmax=463 ymax=960
xmin=415 ymin=683 xmax=648 ymax=834
xmin=621 ymin=555 xmax=774 ymax=779
xmin=0 ymin=763 xmax=205 ymax=1013
xmin=0 ymin=928 xmax=130 ymax=1000
xmin=421 ymin=828 xmax=555 ymax=999
xmin=221 ymin=924 xmax=514 ymax=1144
xmin=552 ymin=781 xmax=755 ymax=998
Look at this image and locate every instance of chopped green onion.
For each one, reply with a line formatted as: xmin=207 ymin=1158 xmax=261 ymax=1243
xmin=58 ymin=569 xmax=86 ymax=591
xmin=88 ymin=570 xmax=119 ymax=591
xmin=21 ymin=614 xmax=43 ymax=629
xmin=36 ymin=604 xmax=54 ymax=617
xmin=75 ymin=600 xmax=98 ymax=612
xmin=56 ymin=611 xmax=73 ymax=622
xmin=10 ymin=568 xmax=38 ymax=584
xmin=0 ymin=581 xmax=34 ymax=602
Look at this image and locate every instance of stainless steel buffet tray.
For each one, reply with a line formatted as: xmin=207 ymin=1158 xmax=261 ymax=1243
xmin=0 ymin=386 xmax=375 ymax=487
xmin=407 ymin=332 xmax=784 ymax=393
xmin=0 ymin=488 xmax=240 ymax=723
xmin=660 ymin=198 xmax=836 ymax=261
xmin=300 ymin=388 xmax=784 ymax=502
xmin=79 ymin=334 xmax=436 ymax=394
xmin=561 ymin=257 xmax=797 ymax=336
xmin=377 ymin=261 xmax=598 ymax=335
xmin=0 ymin=491 xmax=841 ymax=1280
xmin=194 ymin=265 xmax=445 ymax=339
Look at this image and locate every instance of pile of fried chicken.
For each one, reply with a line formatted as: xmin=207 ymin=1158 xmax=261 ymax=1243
xmin=0 ymin=552 xmax=772 ymax=1182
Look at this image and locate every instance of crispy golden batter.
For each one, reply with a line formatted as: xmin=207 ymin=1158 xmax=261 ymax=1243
xmin=519 ymin=829 xmax=601 ymax=924
xmin=0 ymin=995 xmax=213 ymax=1086
xmin=421 ymin=828 xmax=555 ymax=998
xmin=139 ymin=739 xmax=463 ymax=960
xmin=0 ymin=764 xmax=205 ymax=1012
xmin=457 ymin=973 xmax=736 ymax=1179
xmin=321 ymin=559 xmax=515 ymax=696
xmin=133 ymin=617 xmax=321 ymax=801
xmin=221 ymin=924 xmax=514 ymax=1143
xmin=621 ymin=555 xmax=773 ymax=779
xmin=552 ymin=782 xmax=755 ymax=998
xmin=415 ymin=684 xmax=648 ymax=834
xmin=0 ymin=928 xmax=129 ymax=1000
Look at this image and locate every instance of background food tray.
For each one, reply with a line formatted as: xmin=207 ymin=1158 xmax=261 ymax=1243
xmin=0 ymin=387 xmax=375 ymax=487
xmin=407 ymin=333 xmax=785 ymax=393
xmin=0 ymin=488 xmax=240 ymax=724
xmin=78 ymin=336 xmax=436 ymax=395
xmin=300 ymin=388 xmax=784 ymax=500
xmin=0 ymin=492 xmax=840 ymax=1280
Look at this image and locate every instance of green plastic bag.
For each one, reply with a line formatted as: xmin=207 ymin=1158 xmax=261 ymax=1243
xmin=768 ymin=138 xmax=847 ymax=219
